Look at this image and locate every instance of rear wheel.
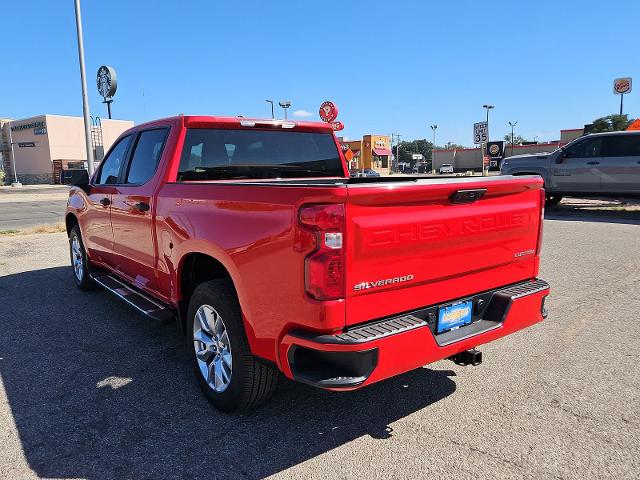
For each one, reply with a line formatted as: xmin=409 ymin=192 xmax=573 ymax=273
xmin=69 ymin=225 xmax=94 ymax=290
xmin=545 ymin=194 xmax=563 ymax=208
xmin=188 ymin=280 xmax=278 ymax=412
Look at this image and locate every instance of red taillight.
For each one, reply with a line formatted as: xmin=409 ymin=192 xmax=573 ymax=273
xmin=536 ymin=188 xmax=545 ymax=254
xmin=299 ymin=204 xmax=345 ymax=301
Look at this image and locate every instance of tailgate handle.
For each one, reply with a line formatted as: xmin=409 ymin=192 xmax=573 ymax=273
xmin=450 ymin=188 xmax=487 ymax=204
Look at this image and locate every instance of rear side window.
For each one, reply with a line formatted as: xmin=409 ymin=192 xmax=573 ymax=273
xmin=126 ymin=128 xmax=169 ymax=184
xmin=177 ymin=128 xmax=344 ymax=181
xmin=97 ymin=135 xmax=132 ymax=184
xmin=602 ymin=135 xmax=640 ymax=157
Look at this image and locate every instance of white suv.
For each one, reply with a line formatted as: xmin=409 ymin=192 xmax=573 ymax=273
xmin=439 ymin=164 xmax=454 ymax=174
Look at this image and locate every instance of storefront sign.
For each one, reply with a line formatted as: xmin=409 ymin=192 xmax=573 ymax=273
xmin=319 ymin=101 xmax=339 ymax=122
xmin=330 ymin=121 xmax=344 ymax=131
xmin=34 ymin=127 xmax=47 ymax=135
xmin=11 ymin=121 xmax=45 ymax=132
xmin=18 ymin=142 xmax=36 ymax=147
xmin=487 ymin=141 xmax=504 ymax=158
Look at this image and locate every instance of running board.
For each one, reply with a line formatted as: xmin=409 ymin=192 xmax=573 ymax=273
xmin=91 ymin=273 xmax=175 ymax=324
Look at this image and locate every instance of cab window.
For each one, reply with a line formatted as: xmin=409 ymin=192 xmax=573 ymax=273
xmin=96 ymin=135 xmax=132 ymax=184
xmin=564 ymin=138 xmax=602 ymax=158
xmin=602 ymin=135 xmax=640 ymax=157
xmin=125 ymin=128 xmax=169 ymax=184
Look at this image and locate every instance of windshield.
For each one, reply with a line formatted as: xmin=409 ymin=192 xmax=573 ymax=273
xmin=177 ymin=128 xmax=345 ymax=181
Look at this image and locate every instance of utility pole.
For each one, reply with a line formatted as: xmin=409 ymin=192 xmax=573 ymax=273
xmin=265 ymin=100 xmax=275 ymax=119
xmin=430 ymin=124 xmax=437 ymax=173
xmin=509 ymin=121 xmax=518 ymax=157
xmin=73 ymin=0 xmax=95 ymax=176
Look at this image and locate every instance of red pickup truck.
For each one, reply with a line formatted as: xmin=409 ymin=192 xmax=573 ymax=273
xmin=64 ymin=115 xmax=549 ymax=412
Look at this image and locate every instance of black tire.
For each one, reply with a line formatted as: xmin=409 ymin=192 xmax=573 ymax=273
xmin=69 ymin=225 xmax=95 ymax=291
xmin=545 ymin=194 xmax=563 ymax=208
xmin=188 ymin=280 xmax=278 ymax=412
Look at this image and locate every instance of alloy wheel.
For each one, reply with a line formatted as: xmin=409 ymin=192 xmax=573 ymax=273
xmin=193 ymin=304 xmax=233 ymax=393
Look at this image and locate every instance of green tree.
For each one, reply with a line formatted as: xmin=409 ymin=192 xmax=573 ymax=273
xmin=589 ymin=114 xmax=633 ymax=133
xmin=503 ymin=134 xmax=529 ymax=144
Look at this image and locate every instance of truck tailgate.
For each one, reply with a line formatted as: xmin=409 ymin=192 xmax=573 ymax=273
xmin=344 ymin=175 xmax=543 ymax=326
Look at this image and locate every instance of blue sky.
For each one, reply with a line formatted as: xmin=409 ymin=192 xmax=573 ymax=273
xmin=2 ymin=0 xmax=639 ymax=145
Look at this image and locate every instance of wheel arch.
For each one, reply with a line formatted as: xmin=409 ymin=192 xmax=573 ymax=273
xmin=176 ymin=251 xmax=251 ymax=339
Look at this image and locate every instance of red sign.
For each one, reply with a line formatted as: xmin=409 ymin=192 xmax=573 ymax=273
xmin=330 ymin=121 xmax=344 ymax=131
xmin=319 ymin=101 xmax=339 ymax=122
xmin=627 ymin=119 xmax=640 ymax=131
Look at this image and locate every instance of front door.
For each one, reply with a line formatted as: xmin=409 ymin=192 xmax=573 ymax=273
xmin=110 ymin=127 xmax=170 ymax=296
xmin=83 ymin=134 xmax=134 ymax=266
xmin=599 ymin=134 xmax=640 ymax=194
xmin=551 ymin=136 xmax=603 ymax=192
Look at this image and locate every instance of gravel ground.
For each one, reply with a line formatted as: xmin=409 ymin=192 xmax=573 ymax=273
xmin=0 ymin=210 xmax=639 ymax=479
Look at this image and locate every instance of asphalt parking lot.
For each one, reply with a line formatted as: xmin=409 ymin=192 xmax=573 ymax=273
xmin=1 ymin=207 xmax=639 ymax=479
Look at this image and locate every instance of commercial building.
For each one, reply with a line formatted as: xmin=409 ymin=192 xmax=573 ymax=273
xmin=338 ymin=134 xmax=392 ymax=175
xmin=432 ymin=127 xmax=585 ymax=172
xmin=1 ymin=114 xmax=133 ymax=184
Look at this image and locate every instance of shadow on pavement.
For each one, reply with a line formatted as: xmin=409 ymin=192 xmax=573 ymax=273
xmin=545 ymin=201 xmax=640 ymax=225
xmin=0 ymin=266 xmax=456 ymax=479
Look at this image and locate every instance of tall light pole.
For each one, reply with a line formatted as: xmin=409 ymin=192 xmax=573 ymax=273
xmin=7 ymin=126 xmax=21 ymax=187
xmin=482 ymin=104 xmax=494 ymax=176
xmin=430 ymin=124 xmax=437 ymax=173
xmin=265 ymin=100 xmax=274 ymax=119
xmin=73 ymin=0 xmax=95 ymax=176
xmin=279 ymin=100 xmax=291 ymax=120
xmin=508 ymin=121 xmax=518 ymax=157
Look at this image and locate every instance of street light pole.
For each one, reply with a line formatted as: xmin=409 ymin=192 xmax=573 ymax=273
xmin=278 ymin=100 xmax=291 ymax=120
xmin=508 ymin=121 xmax=518 ymax=157
xmin=430 ymin=124 xmax=437 ymax=173
xmin=7 ymin=126 xmax=21 ymax=187
xmin=482 ymin=104 xmax=494 ymax=176
xmin=265 ymin=100 xmax=274 ymax=119
xmin=73 ymin=0 xmax=95 ymax=177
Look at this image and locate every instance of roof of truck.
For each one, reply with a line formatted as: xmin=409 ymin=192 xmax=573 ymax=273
xmin=132 ymin=115 xmax=333 ymax=132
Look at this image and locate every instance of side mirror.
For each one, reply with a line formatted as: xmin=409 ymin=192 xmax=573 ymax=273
xmin=61 ymin=169 xmax=89 ymax=186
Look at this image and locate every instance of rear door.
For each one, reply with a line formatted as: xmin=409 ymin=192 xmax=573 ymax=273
xmin=110 ymin=127 xmax=169 ymax=294
xmin=552 ymin=136 xmax=603 ymax=192
xmin=343 ymin=176 xmax=544 ymax=326
xmin=599 ymin=134 xmax=640 ymax=194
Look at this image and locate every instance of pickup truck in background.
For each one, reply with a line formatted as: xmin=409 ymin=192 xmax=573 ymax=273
xmin=500 ymin=131 xmax=640 ymax=206
xmin=64 ymin=115 xmax=550 ymax=412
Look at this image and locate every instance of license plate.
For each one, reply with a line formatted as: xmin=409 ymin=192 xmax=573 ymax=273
xmin=437 ymin=301 xmax=473 ymax=334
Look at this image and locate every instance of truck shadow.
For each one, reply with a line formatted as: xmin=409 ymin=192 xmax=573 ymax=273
xmin=545 ymin=200 xmax=640 ymax=225
xmin=0 ymin=266 xmax=456 ymax=480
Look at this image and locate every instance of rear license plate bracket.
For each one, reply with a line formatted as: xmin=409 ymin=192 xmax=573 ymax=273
xmin=437 ymin=300 xmax=473 ymax=334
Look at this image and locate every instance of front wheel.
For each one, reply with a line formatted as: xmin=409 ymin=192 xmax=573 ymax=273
xmin=188 ymin=280 xmax=278 ymax=412
xmin=69 ymin=225 xmax=94 ymax=290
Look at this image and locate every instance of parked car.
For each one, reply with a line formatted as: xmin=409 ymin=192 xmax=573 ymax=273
xmin=351 ymin=168 xmax=380 ymax=178
xmin=64 ymin=115 xmax=549 ymax=412
xmin=500 ymin=131 xmax=640 ymax=206
xmin=439 ymin=164 xmax=454 ymax=174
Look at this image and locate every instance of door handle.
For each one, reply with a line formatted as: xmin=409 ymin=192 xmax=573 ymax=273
xmin=99 ymin=197 xmax=111 ymax=207
xmin=587 ymin=161 xmax=600 ymax=165
xmin=133 ymin=201 xmax=150 ymax=212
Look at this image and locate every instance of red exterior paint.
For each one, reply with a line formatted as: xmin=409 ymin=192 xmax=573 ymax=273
xmin=66 ymin=115 xmax=549 ymax=390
